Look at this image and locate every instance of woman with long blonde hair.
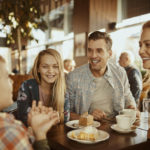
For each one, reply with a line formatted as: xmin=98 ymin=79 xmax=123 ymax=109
xmin=139 ymin=21 xmax=150 ymax=110
xmin=17 ymin=49 xmax=69 ymax=126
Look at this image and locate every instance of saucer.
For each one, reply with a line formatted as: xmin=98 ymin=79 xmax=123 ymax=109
xmin=111 ymin=124 xmax=136 ymax=133
xmin=65 ymin=120 xmax=100 ymax=129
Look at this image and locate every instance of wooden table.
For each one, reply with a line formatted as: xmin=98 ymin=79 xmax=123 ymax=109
xmin=47 ymin=115 xmax=150 ymax=150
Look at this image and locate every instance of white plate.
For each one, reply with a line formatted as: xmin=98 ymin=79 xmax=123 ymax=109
xmin=65 ymin=120 xmax=100 ymax=129
xmin=67 ymin=129 xmax=109 ymax=144
xmin=111 ymin=124 xmax=136 ymax=133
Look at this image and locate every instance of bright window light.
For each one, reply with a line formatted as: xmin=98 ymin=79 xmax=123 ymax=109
xmin=116 ymin=13 xmax=150 ymax=28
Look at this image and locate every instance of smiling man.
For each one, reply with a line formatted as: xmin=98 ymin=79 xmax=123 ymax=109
xmin=66 ymin=31 xmax=137 ymax=120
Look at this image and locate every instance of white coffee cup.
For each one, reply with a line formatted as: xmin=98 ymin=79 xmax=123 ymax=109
xmin=116 ymin=114 xmax=134 ymax=130
xmin=119 ymin=109 xmax=136 ymax=123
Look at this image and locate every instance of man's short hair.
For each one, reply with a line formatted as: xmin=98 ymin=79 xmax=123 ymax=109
xmin=88 ymin=31 xmax=112 ymax=50
xmin=120 ymin=51 xmax=134 ymax=64
xmin=142 ymin=21 xmax=150 ymax=30
xmin=64 ymin=59 xmax=72 ymax=65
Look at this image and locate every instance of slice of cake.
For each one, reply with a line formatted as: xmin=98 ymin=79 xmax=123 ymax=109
xmin=79 ymin=112 xmax=93 ymax=126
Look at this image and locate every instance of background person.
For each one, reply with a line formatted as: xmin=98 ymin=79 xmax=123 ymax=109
xmin=119 ymin=52 xmax=142 ymax=105
xmin=64 ymin=59 xmax=76 ymax=74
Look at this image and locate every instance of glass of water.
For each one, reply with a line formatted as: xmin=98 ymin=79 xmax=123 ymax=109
xmin=143 ymin=98 xmax=150 ymax=128
xmin=143 ymin=99 xmax=150 ymax=116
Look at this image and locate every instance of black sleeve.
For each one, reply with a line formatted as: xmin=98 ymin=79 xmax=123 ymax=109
xmin=128 ymin=69 xmax=142 ymax=104
xmin=33 ymin=139 xmax=50 ymax=150
xmin=17 ymin=81 xmax=31 ymax=126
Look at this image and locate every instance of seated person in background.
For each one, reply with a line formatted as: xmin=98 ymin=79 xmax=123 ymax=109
xmin=17 ymin=49 xmax=69 ymax=126
xmin=0 ymin=55 xmax=59 ymax=150
xmin=119 ymin=52 xmax=142 ymax=105
xmin=64 ymin=59 xmax=76 ymax=74
xmin=139 ymin=20 xmax=150 ymax=110
xmin=66 ymin=31 xmax=139 ymax=121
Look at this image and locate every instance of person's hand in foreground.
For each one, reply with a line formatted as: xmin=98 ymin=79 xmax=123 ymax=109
xmin=28 ymin=101 xmax=60 ymax=141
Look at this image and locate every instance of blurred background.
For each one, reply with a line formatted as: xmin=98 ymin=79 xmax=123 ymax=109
xmin=0 ymin=0 xmax=150 ymax=74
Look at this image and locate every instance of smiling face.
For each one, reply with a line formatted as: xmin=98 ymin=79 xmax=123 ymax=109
xmin=38 ymin=54 xmax=59 ymax=87
xmin=0 ymin=61 xmax=13 ymax=110
xmin=87 ymin=39 xmax=112 ymax=75
xmin=139 ymin=27 xmax=150 ymax=69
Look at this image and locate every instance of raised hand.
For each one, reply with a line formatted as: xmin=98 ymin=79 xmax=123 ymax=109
xmin=28 ymin=101 xmax=60 ymax=141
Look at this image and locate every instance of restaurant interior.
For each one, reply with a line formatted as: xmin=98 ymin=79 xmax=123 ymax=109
xmin=0 ymin=0 xmax=150 ymax=150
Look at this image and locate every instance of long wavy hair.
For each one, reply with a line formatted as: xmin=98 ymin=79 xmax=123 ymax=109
xmin=32 ymin=49 xmax=66 ymax=122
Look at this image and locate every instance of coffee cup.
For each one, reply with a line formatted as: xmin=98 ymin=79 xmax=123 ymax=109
xmin=116 ymin=114 xmax=134 ymax=130
xmin=119 ymin=109 xmax=136 ymax=123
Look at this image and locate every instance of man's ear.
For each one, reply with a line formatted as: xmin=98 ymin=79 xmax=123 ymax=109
xmin=108 ymin=50 xmax=112 ymax=57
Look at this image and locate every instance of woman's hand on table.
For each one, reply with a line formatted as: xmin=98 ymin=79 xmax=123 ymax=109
xmin=28 ymin=101 xmax=60 ymax=141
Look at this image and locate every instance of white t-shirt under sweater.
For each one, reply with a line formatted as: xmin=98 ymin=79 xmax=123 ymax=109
xmin=89 ymin=76 xmax=114 ymax=117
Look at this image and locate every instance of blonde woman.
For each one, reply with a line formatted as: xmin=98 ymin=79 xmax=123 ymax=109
xmin=139 ymin=21 xmax=150 ymax=110
xmin=17 ymin=49 xmax=69 ymax=126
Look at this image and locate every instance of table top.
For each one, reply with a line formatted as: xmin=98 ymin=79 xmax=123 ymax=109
xmin=47 ymin=116 xmax=150 ymax=150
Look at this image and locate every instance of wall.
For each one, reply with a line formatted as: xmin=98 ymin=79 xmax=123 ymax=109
xmin=127 ymin=0 xmax=150 ymax=18
xmin=73 ymin=0 xmax=89 ymax=67
xmin=73 ymin=0 xmax=117 ymax=67
xmin=89 ymin=0 xmax=117 ymax=32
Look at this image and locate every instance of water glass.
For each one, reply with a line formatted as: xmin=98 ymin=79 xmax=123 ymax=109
xmin=143 ymin=99 xmax=150 ymax=116
xmin=143 ymin=98 xmax=150 ymax=127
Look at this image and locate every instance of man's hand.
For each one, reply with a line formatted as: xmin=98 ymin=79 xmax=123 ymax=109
xmin=91 ymin=109 xmax=106 ymax=120
xmin=127 ymin=105 xmax=141 ymax=119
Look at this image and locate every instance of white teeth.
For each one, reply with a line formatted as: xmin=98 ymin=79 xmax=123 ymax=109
xmin=143 ymin=58 xmax=150 ymax=60
xmin=92 ymin=60 xmax=99 ymax=64
xmin=47 ymin=75 xmax=55 ymax=78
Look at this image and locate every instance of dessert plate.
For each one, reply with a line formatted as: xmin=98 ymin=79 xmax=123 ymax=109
xmin=66 ymin=120 xmax=100 ymax=129
xmin=111 ymin=124 xmax=136 ymax=133
xmin=67 ymin=128 xmax=109 ymax=144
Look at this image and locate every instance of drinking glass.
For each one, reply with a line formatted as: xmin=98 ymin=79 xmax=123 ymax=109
xmin=143 ymin=99 xmax=150 ymax=116
xmin=143 ymin=98 xmax=150 ymax=127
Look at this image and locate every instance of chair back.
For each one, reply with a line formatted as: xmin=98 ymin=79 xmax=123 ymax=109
xmin=10 ymin=74 xmax=33 ymax=101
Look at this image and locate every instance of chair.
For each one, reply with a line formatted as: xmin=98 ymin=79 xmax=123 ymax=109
xmin=2 ymin=74 xmax=33 ymax=116
xmin=10 ymin=74 xmax=33 ymax=101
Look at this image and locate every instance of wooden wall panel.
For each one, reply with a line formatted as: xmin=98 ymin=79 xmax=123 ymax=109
xmin=73 ymin=0 xmax=89 ymax=34
xmin=89 ymin=0 xmax=117 ymax=32
xmin=127 ymin=0 xmax=150 ymax=18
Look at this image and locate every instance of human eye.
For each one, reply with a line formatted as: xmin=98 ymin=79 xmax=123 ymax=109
xmin=87 ymin=48 xmax=92 ymax=53
xmin=97 ymin=48 xmax=103 ymax=53
xmin=53 ymin=65 xmax=59 ymax=69
xmin=139 ymin=42 xmax=142 ymax=48
xmin=145 ymin=42 xmax=150 ymax=48
xmin=41 ymin=65 xmax=49 ymax=69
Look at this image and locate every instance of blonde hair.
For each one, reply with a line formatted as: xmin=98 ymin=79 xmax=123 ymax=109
xmin=142 ymin=21 xmax=150 ymax=91
xmin=32 ymin=49 xmax=66 ymax=122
